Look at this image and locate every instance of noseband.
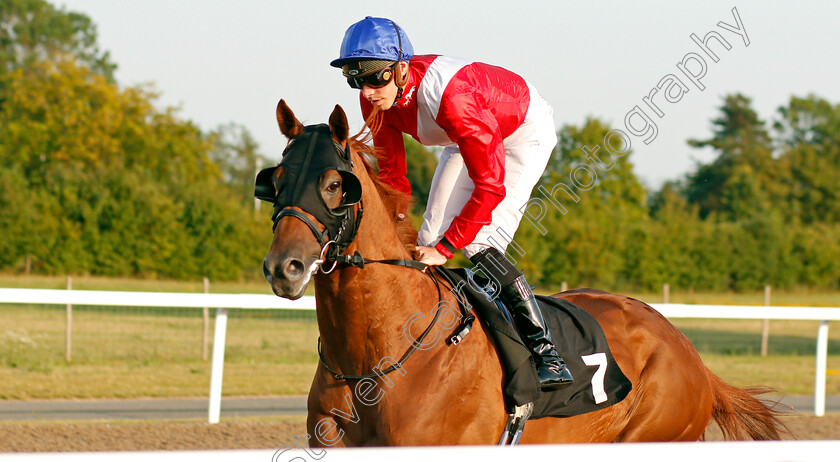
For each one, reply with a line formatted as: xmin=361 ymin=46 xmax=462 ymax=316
xmin=255 ymin=124 xmax=364 ymax=265
xmin=255 ymin=123 xmax=475 ymax=381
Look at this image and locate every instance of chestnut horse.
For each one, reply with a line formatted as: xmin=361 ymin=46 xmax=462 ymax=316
xmin=261 ymin=100 xmax=787 ymax=446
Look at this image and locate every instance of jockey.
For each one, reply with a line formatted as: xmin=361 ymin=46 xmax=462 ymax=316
xmin=330 ymin=16 xmax=573 ymax=390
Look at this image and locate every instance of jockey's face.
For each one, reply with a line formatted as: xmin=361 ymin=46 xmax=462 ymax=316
xmin=361 ymin=61 xmax=408 ymax=110
xmin=361 ymin=80 xmax=398 ymax=110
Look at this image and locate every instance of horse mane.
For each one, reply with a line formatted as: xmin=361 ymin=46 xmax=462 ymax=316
xmin=349 ymin=135 xmax=419 ymax=259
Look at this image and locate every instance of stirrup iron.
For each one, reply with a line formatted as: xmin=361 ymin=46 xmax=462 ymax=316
xmin=497 ymin=402 xmax=533 ymax=446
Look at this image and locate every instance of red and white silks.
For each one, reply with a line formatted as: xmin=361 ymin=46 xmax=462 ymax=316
xmin=361 ymin=55 xmax=556 ymax=258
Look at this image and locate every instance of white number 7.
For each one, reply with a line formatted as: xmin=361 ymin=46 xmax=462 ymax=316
xmin=581 ymin=353 xmax=608 ymax=404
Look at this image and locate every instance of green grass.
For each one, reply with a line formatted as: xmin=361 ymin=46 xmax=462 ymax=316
xmin=0 ymin=303 xmax=319 ymax=399
xmin=1 ymin=274 xmax=840 ymax=399
xmin=671 ymin=319 xmax=840 ymax=395
xmin=673 ymin=319 xmax=840 ymax=356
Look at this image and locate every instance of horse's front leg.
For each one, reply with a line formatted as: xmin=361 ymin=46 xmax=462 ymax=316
xmin=305 ymin=369 xmax=369 ymax=447
xmin=305 ymin=412 xmax=348 ymax=448
xmin=270 ymin=379 xmax=346 ymax=462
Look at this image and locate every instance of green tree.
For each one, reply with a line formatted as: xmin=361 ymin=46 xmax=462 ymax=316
xmin=178 ymin=183 xmax=270 ymax=280
xmin=517 ymin=118 xmax=648 ymax=289
xmin=0 ymin=58 xmax=220 ymax=188
xmin=209 ymin=123 xmax=270 ymax=207
xmin=0 ymin=0 xmax=114 ymax=77
xmin=548 ymin=118 xmax=647 ymax=211
xmin=685 ymin=93 xmax=777 ymax=220
xmin=625 ymin=184 xmax=704 ymax=290
xmin=790 ymin=223 xmax=840 ymax=288
xmin=0 ymin=56 xmax=267 ymax=279
xmin=0 ymin=3 xmax=272 ymax=280
xmin=774 ymin=95 xmax=840 ymax=223
xmin=403 ymin=135 xmax=437 ymax=216
xmin=0 ymin=59 xmax=127 ymax=178
xmin=0 ymin=167 xmax=52 ymax=270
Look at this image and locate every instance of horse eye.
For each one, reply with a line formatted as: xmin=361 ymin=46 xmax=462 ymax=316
xmin=327 ymin=180 xmax=341 ymax=192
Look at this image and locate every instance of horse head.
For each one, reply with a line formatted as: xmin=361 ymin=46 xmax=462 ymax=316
xmin=256 ymin=100 xmax=363 ymax=299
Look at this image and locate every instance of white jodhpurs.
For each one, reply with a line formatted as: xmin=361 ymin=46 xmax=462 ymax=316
xmin=417 ymin=85 xmax=557 ymax=258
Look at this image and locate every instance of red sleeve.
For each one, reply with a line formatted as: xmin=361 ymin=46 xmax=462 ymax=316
xmin=360 ymin=95 xmax=412 ymax=196
xmin=435 ymin=90 xmax=506 ymax=250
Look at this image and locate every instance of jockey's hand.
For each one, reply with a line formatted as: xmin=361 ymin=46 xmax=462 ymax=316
xmin=415 ymin=245 xmax=448 ymax=266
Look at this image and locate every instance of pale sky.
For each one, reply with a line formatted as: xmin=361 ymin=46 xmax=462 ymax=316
xmin=56 ymin=0 xmax=840 ymax=189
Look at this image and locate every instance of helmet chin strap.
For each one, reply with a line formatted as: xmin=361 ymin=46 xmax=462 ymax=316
xmin=390 ymin=19 xmax=406 ymax=107
xmin=392 ymin=62 xmax=409 ymax=107
xmin=393 ymin=80 xmax=405 ymax=107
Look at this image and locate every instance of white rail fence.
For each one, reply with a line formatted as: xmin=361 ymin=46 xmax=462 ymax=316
xmin=1 ymin=288 xmax=839 ymax=422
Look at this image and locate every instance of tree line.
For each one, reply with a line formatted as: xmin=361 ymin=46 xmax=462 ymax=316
xmin=0 ymin=0 xmax=271 ymax=280
xmin=513 ymin=94 xmax=840 ymax=291
xmin=1 ymin=1 xmax=838 ymax=290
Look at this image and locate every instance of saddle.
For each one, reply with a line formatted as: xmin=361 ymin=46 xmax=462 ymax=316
xmin=436 ymin=267 xmax=632 ymax=419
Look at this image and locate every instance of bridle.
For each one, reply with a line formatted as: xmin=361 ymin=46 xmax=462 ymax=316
xmin=255 ymin=124 xmax=472 ymax=381
xmin=255 ymin=124 xmax=364 ymax=268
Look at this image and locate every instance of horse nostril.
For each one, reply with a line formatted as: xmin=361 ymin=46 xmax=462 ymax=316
xmin=263 ymin=260 xmax=273 ymax=281
xmin=282 ymin=258 xmax=305 ymax=280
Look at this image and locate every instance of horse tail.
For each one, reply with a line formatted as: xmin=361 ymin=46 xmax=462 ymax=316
xmin=705 ymin=367 xmax=790 ymax=440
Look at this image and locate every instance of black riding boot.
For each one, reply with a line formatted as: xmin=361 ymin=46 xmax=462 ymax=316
xmin=470 ymin=247 xmax=574 ymax=390
xmin=500 ymin=275 xmax=574 ymax=390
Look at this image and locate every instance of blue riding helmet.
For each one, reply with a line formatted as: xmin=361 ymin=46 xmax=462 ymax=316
xmin=330 ymin=16 xmax=414 ymax=68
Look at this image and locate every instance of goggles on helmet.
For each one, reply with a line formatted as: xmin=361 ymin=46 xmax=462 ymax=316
xmin=343 ymin=61 xmax=397 ymax=89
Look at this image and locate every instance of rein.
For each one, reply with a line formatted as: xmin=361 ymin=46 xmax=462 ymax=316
xmin=316 ymin=257 xmax=446 ymax=381
xmin=257 ymin=123 xmax=468 ymax=382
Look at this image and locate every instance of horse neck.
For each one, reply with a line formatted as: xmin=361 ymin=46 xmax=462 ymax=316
xmin=314 ymin=186 xmax=440 ymax=374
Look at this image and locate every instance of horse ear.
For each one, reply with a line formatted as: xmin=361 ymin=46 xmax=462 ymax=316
xmin=328 ymin=104 xmax=349 ymax=143
xmin=276 ymin=99 xmax=304 ymax=139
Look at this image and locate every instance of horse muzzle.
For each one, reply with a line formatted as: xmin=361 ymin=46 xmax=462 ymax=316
xmin=263 ymin=254 xmax=320 ymax=300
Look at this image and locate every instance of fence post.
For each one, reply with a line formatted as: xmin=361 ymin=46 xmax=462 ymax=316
xmin=208 ymin=307 xmax=229 ymax=424
xmin=663 ymin=283 xmax=670 ymax=304
xmin=815 ymin=320 xmax=829 ymax=417
xmin=561 ymin=281 xmax=568 ymax=292
xmin=761 ymin=285 xmax=771 ymax=356
xmin=65 ymin=276 xmax=72 ymax=362
xmin=203 ymin=277 xmax=210 ymax=361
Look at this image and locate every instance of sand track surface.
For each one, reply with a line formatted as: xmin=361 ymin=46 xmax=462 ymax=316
xmin=1 ymin=414 xmax=838 ymax=452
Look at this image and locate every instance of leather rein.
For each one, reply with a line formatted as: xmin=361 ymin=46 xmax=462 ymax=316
xmin=316 ymin=252 xmax=447 ymax=381
xmin=268 ymin=135 xmax=454 ymax=382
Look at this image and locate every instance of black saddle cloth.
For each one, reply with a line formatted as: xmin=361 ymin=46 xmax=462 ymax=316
xmin=436 ymin=267 xmax=632 ymax=419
